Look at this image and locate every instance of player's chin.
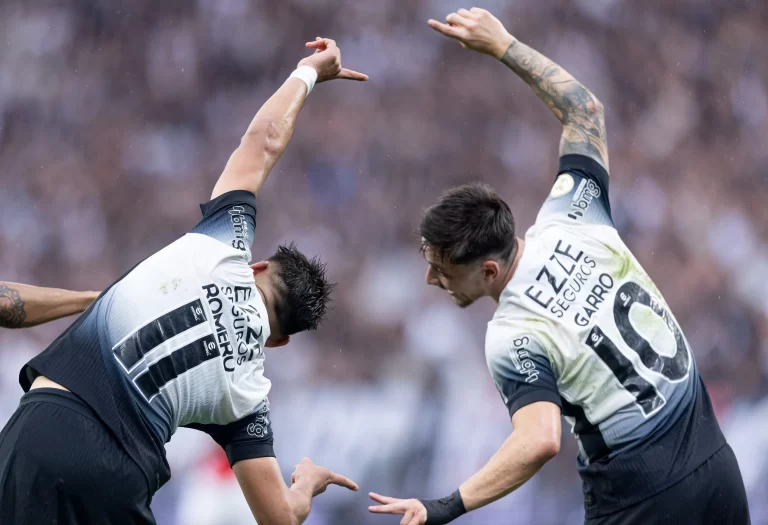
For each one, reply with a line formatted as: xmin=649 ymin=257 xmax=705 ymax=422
xmin=452 ymin=295 xmax=475 ymax=308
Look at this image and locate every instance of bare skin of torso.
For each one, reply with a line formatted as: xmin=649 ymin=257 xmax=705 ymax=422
xmin=30 ymin=375 xmax=69 ymax=392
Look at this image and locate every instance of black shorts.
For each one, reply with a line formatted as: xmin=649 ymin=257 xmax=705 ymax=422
xmin=586 ymin=444 xmax=750 ymax=525
xmin=0 ymin=388 xmax=156 ymax=525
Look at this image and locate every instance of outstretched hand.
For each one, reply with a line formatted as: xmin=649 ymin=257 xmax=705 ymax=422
xmin=298 ymin=37 xmax=369 ymax=83
xmin=427 ymin=7 xmax=515 ymax=59
xmin=368 ymin=492 xmax=428 ymax=525
xmin=290 ymin=458 xmax=359 ymax=497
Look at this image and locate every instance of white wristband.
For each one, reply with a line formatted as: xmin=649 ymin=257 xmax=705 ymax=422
xmin=290 ymin=66 xmax=318 ymax=96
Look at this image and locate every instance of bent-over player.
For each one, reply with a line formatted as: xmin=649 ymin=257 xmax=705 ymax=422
xmin=368 ymin=8 xmax=749 ymax=525
xmin=0 ymin=38 xmax=366 ymax=525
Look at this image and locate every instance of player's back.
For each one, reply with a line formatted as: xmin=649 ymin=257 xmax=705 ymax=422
xmin=19 ymin=191 xmax=272 ymax=492
xmin=485 ymin=157 xmax=725 ymax=516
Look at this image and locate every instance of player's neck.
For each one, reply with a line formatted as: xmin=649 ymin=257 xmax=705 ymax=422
xmin=490 ymin=237 xmax=525 ymax=303
xmin=254 ymin=284 xmax=272 ymax=327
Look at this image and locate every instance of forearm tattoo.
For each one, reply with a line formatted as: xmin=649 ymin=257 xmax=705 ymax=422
xmin=0 ymin=284 xmax=26 ymax=328
xmin=501 ymin=41 xmax=609 ymax=170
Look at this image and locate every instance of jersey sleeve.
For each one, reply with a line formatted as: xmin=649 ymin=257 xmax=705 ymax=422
xmin=485 ymin=329 xmax=561 ymax=417
xmin=190 ymin=190 xmax=257 ymax=262
xmin=535 ymin=154 xmax=613 ymax=228
xmin=185 ymin=399 xmax=274 ymax=466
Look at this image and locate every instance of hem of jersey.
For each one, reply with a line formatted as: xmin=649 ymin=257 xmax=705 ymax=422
xmin=507 ymin=389 xmax=562 ymax=417
xmin=21 ymin=388 xmax=102 ymax=425
xmin=200 ymin=189 xmax=257 ymax=217
xmin=583 ymin=442 xmax=727 ymax=519
xmin=227 ymin=443 xmax=276 ymax=466
xmin=558 ymin=154 xmax=609 ymax=187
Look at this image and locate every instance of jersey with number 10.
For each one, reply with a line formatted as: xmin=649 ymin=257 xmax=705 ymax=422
xmin=486 ymin=155 xmax=725 ymax=518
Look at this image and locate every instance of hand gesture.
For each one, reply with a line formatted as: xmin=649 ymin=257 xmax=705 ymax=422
xmin=428 ymin=7 xmax=516 ymax=59
xmin=290 ymin=458 xmax=359 ymax=497
xmin=298 ymin=38 xmax=369 ymax=83
xmin=368 ymin=492 xmax=428 ymax=525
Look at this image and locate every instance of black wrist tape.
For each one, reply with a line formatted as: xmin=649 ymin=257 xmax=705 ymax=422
xmin=419 ymin=489 xmax=467 ymax=525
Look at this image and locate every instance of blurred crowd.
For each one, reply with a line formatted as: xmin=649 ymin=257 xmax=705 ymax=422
xmin=1 ymin=0 xmax=767 ymax=523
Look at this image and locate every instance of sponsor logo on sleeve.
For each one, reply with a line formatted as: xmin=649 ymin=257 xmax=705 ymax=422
xmin=246 ymin=399 xmax=271 ymax=437
xmin=567 ymin=179 xmax=601 ymax=221
xmin=229 ymin=206 xmax=249 ymax=252
xmin=508 ymin=336 xmax=540 ymax=384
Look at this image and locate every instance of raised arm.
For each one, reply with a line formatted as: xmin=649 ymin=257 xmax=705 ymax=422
xmin=0 ymin=281 xmax=99 ymax=329
xmin=427 ymin=8 xmax=609 ymax=172
xmin=368 ymin=402 xmax=561 ymax=525
xmin=234 ymin=457 xmax=358 ymax=525
xmin=211 ymin=38 xmax=367 ymax=199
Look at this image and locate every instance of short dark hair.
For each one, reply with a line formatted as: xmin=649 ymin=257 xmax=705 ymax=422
xmin=268 ymin=243 xmax=334 ymax=336
xmin=419 ymin=183 xmax=516 ymax=265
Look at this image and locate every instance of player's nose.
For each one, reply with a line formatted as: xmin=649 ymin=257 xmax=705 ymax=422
xmin=425 ymin=266 xmax=439 ymax=286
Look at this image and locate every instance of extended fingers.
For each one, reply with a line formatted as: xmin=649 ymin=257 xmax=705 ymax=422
xmin=329 ymin=472 xmax=359 ymax=491
xmin=336 ymin=68 xmax=369 ymax=81
xmin=368 ymin=492 xmax=398 ymax=505
xmin=369 ymin=503 xmax=406 ymax=515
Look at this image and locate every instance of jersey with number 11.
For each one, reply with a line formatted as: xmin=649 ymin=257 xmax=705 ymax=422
xmin=485 ymin=155 xmax=725 ymax=517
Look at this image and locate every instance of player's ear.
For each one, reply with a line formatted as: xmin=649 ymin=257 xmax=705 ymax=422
xmin=482 ymin=260 xmax=500 ymax=281
xmin=265 ymin=335 xmax=290 ymax=348
xmin=250 ymin=261 xmax=269 ymax=276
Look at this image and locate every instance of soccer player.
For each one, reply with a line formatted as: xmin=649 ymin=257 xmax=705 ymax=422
xmin=0 ymin=38 xmax=366 ymax=525
xmin=368 ymin=8 xmax=750 ymax=525
xmin=0 ymin=281 xmax=99 ymax=328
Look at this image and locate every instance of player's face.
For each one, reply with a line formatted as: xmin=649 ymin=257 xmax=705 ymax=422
xmin=423 ymin=248 xmax=487 ymax=308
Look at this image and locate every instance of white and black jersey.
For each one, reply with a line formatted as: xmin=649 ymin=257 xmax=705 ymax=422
xmin=20 ymin=191 xmax=274 ymax=494
xmin=486 ymin=155 xmax=725 ymax=517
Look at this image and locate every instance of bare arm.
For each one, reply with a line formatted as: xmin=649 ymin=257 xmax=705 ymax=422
xmin=234 ymin=457 xmax=357 ymax=525
xmin=212 ymin=38 xmax=367 ymax=199
xmin=368 ymin=402 xmax=561 ymax=524
xmin=499 ymin=40 xmax=609 ymax=171
xmin=427 ymin=7 xmax=609 ymax=172
xmin=458 ymin=402 xmax=561 ymax=509
xmin=211 ymin=79 xmax=308 ymax=199
xmin=0 ymin=282 xmax=99 ymax=329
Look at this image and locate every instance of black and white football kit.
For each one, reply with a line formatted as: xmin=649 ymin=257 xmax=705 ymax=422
xmin=0 ymin=191 xmax=275 ymax=524
xmin=486 ymin=155 xmax=750 ymax=524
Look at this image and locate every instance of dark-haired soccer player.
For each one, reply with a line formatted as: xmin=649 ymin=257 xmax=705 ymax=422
xmin=0 ymin=38 xmax=366 ymax=525
xmin=0 ymin=282 xmax=99 ymax=329
xmin=369 ymin=8 xmax=749 ymax=525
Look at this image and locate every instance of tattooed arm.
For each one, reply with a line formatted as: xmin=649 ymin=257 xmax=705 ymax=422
xmin=499 ymin=40 xmax=608 ymax=171
xmin=0 ymin=282 xmax=99 ymax=329
xmin=428 ymin=7 xmax=609 ymax=172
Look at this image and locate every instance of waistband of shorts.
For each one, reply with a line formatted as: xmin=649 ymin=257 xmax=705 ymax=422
xmin=21 ymin=388 xmax=100 ymax=424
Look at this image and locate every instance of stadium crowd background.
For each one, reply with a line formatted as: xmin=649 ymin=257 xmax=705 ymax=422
xmin=0 ymin=0 xmax=766 ymax=523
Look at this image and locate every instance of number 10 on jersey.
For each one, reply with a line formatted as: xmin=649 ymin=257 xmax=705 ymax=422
xmin=584 ymin=281 xmax=692 ymax=418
